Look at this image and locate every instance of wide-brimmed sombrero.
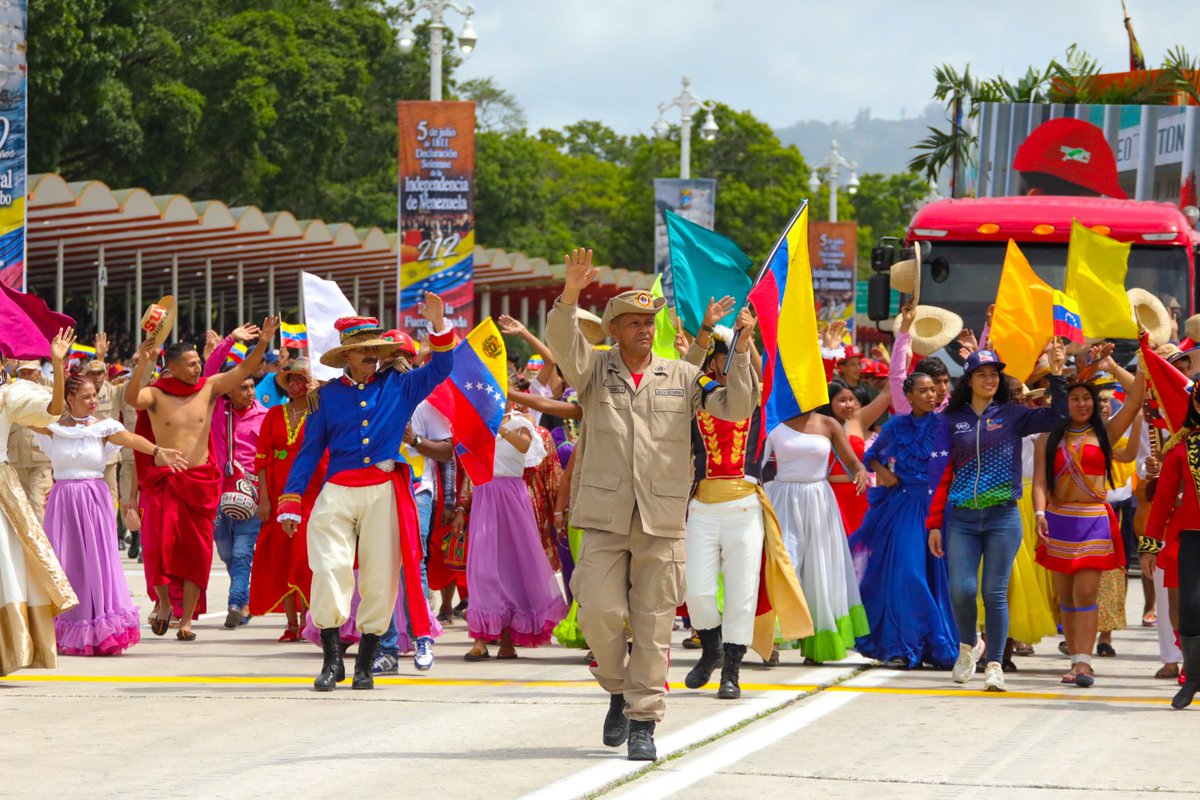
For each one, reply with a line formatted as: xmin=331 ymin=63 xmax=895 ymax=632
xmin=139 ymin=296 xmax=177 ymax=349
xmin=319 ymin=316 xmax=398 ymax=369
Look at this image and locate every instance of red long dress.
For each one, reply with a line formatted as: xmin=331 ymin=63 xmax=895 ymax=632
xmin=248 ymin=404 xmax=326 ymax=616
xmin=830 ymin=433 xmax=868 ymax=536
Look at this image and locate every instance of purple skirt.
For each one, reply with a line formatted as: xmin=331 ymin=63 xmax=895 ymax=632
xmin=44 ymin=478 xmax=141 ymax=656
xmin=466 ymin=476 xmax=567 ymax=646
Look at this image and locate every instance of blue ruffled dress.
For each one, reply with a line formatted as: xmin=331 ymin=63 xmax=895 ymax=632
xmin=848 ymin=412 xmax=958 ymax=669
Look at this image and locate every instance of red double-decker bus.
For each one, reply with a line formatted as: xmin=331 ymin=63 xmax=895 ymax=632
xmin=906 ymin=195 xmax=1199 ymax=334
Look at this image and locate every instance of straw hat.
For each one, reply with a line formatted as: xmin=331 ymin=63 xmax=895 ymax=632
xmin=319 ymin=316 xmax=398 ymax=369
xmin=576 ymin=308 xmax=606 ymax=346
xmin=1127 ymin=288 xmax=1171 ymax=346
xmin=1185 ymin=314 xmax=1200 ymax=344
xmin=889 ymin=241 xmax=922 ymax=303
xmin=139 ymin=295 xmax=177 ymax=349
xmin=902 ymin=305 xmax=964 ymax=356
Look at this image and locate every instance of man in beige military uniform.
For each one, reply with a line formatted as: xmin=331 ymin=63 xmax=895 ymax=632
xmin=546 ymin=248 xmax=759 ymax=762
xmin=8 ymin=362 xmax=54 ymax=524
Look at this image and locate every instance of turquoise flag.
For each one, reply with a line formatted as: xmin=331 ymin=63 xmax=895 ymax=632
xmin=651 ymin=274 xmax=681 ymax=360
xmin=665 ymin=209 xmax=754 ymax=335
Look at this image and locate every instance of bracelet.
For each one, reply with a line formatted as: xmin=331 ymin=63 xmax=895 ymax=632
xmin=1034 ymin=511 xmax=1045 ymax=518
xmin=152 ymin=446 xmax=161 ymax=462
xmin=701 ymin=324 xmax=715 ymax=334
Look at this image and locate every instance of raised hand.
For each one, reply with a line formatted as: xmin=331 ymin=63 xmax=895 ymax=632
xmin=822 ymin=320 xmax=847 ymax=350
xmin=203 ymin=329 xmax=222 ymax=361
xmin=138 ymin=337 xmax=158 ymax=362
xmin=259 ymin=315 xmax=281 ymax=343
xmin=50 ymin=327 xmax=76 ymax=363
xmin=232 ymin=323 xmax=261 ymax=344
xmin=94 ymin=332 xmax=109 ymax=362
xmin=674 ymin=330 xmax=689 ymax=357
xmin=497 ymin=314 xmax=527 ymax=337
xmin=703 ymin=296 xmax=736 ymax=329
xmin=733 ymin=307 xmax=757 ymax=352
xmin=563 ymin=248 xmax=598 ymax=300
xmin=418 ymin=292 xmax=446 ymax=328
xmin=957 ymin=328 xmax=978 ymax=356
xmin=1048 ymin=338 xmax=1067 ymax=375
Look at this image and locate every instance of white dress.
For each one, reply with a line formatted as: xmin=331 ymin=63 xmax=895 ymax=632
xmin=764 ymin=425 xmax=867 ymax=663
xmin=0 ymin=381 xmax=78 ymax=675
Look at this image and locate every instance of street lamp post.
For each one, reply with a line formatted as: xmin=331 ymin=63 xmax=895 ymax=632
xmin=807 ymin=140 xmax=860 ymax=223
xmin=396 ymin=1 xmax=478 ymax=102
xmin=653 ymin=76 xmax=719 ymax=180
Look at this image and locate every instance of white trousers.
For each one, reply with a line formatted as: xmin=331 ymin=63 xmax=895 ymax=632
xmin=307 ymin=482 xmax=400 ymax=636
xmin=1156 ymin=566 xmax=1182 ymax=664
xmin=684 ymin=494 xmax=764 ymax=645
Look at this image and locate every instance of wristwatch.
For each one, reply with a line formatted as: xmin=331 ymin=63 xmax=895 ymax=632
xmin=412 ymin=434 xmax=423 ymax=448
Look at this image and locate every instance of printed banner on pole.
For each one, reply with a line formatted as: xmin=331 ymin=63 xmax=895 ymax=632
xmin=809 ymin=221 xmax=857 ymax=343
xmin=0 ymin=1 xmax=27 ymax=291
xmin=653 ymin=178 xmax=716 ymax=307
xmin=397 ymin=101 xmax=475 ymax=335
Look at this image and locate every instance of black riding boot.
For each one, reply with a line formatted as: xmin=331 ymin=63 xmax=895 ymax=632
xmin=627 ymin=720 xmax=657 ymax=761
xmin=717 ymin=643 xmax=746 ymax=699
xmin=1173 ymin=635 xmax=1200 ymax=709
xmin=602 ymin=693 xmax=630 ymax=747
xmin=126 ymin=532 xmax=141 ymax=560
xmin=684 ymin=627 xmax=723 ymax=689
xmin=314 ymin=628 xmax=345 ymax=691
xmin=353 ymin=633 xmax=381 ymax=690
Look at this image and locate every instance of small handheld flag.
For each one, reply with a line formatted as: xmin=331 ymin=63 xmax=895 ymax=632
xmin=225 ymin=342 xmax=248 ymax=367
xmin=69 ymin=343 xmax=97 ymax=361
xmin=280 ymin=321 xmax=307 ymax=348
xmin=1052 ymin=290 xmax=1084 ymax=347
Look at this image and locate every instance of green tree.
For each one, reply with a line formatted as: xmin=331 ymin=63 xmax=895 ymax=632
xmin=458 ymin=76 xmax=526 ymax=133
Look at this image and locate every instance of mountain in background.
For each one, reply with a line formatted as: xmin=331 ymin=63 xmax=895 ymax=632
xmin=776 ymin=104 xmax=943 ymax=180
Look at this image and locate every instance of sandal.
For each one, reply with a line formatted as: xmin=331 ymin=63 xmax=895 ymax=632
xmin=278 ymin=627 xmax=301 ymax=643
xmin=1156 ymin=663 xmax=1181 ymax=680
xmin=497 ymin=651 xmax=518 ymax=660
xmin=1074 ymin=670 xmax=1095 ymax=688
xmin=1096 ymin=642 xmax=1116 ymax=657
xmin=1142 ymin=613 xmax=1157 ymax=627
xmin=177 ymin=629 xmax=197 ymax=641
xmin=1013 ymin=642 xmax=1034 ymax=657
xmin=463 ymin=649 xmax=490 ymax=662
xmin=150 ymin=614 xmax=169 ymax=637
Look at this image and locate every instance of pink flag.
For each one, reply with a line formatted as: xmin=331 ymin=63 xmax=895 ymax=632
xmin=0 ymin=283 xmax=74 ymax=360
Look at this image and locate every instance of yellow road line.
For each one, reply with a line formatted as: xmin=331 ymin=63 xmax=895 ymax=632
xmin=0 ymin=673 xmax=1175 ymax=704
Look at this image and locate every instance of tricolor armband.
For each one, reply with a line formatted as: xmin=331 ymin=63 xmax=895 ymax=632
xmin=1137 ymin=535 xmax=1163 ymax=555
xmin=428 ymin=324 xmax=457 ymax=353
xmin=698 ymin=375 xmax=719 ymax=394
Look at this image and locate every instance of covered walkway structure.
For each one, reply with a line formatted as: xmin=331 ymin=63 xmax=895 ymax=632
xmin=24 ymin=173 xmax=652 ymax=350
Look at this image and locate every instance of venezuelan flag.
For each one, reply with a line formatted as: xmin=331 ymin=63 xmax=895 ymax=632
xmin=426 ymin=318 xmax=508 ymax=485
xmin=1052 ymin=289 xmax=1084 ymax=347
xmin=280 ymin=321 xmax=307 ymax=348
xmin=69 ymin=343 xmax=97 ymax=361
xmin=224 ymin=342 xmax=248 ymax=367
xmin=748 ymin=202 xmax=827 ymax=434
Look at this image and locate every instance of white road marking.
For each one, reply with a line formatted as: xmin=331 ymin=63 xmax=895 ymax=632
xmin=521 ymin=661 xmax=869 ymax=800
xmin=613 ymin=670 xmax=894 ymax=799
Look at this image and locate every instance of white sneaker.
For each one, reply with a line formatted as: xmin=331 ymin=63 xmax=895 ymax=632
xmin=414 ymin=636 xmax=435 ymax=672
xmin=952 ymin=639 xmax=984 ymax=684
xmin=983 ymin=661 xmax=1006 ymax=692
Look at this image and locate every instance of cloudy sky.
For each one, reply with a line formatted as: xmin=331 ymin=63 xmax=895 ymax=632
xmin=454 ymin=0 xmax=1194 ymax=134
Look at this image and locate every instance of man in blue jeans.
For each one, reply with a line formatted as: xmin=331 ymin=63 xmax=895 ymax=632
xmin=374 ymin=336 xmax=456 ymax=673
xmin=210 ymin=370 xmax=268 ymax=628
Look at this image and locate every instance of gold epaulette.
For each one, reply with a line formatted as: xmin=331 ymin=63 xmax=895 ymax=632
xmin=307 ymin=387 xmax=321 ymax=414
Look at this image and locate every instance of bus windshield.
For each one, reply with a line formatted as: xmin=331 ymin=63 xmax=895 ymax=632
xmin=917 ymin=241 xmax=1191 ymax=332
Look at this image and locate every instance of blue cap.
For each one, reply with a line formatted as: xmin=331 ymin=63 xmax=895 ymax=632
xmin=963 ymin=349 xmax=1006 ymax=376
xmin=263 ymin=350 xmax=279 ymax=364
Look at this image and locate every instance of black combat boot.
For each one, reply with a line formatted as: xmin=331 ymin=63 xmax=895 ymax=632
xmin=353 ymin=633 xmax=381 ymax=690
xmin=1173 ymin=635 xmax=1200 ymax=709
xmin=314 ymin=628 xmax=345 ymax=691
xmin=126 ymin=532 xmax=141 ymax=560
xmin=684 ymin=627 xmax=723 ymax=689
xmin=717 ymin=643 xmax=746 ymax=699
xmin=602 ymin=693 xmax=630 ymax=746
xmin=626 ymin=720 xmax=657 ymax=761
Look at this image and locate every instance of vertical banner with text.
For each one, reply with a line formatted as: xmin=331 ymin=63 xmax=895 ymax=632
xmin=653 ymin=178 xmax=716 ymax=307
xmin=397 ymin=101 xmax=475 ymax=333
xmin=0 ymin=0 xmax=27 ymax=291
xmin=809 ymin=220 xmax=858 ymax=342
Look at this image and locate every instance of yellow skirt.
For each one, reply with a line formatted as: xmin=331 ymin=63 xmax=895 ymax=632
xmin=977 ymin=480 xmax=1059 ymax=644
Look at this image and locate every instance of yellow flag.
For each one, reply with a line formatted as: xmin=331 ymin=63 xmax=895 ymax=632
xmin=1065 ymin=220 xmax=1137 ymax=339
xmin=989 ymin=240 xmax=1054 ymax=383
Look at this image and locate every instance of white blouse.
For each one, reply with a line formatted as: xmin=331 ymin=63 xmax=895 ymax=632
xmin=492 ymin=415 xmax=547 ymax=478
xmin=33 ymin=418 xmax=124 ymax=480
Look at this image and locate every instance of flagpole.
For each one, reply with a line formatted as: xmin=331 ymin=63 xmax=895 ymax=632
xmin=724 ymin=200 xmax=809 ymax=375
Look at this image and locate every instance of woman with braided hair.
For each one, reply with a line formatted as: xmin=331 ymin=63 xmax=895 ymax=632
xmin=849 ymin=372 xmax=958 ymax=669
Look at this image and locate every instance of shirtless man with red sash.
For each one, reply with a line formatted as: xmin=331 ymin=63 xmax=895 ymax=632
xmin=126 ymin=307 xmax=279 ymax=641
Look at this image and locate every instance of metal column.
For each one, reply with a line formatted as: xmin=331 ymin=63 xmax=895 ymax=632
xmin=170 ymin=254 xmax=179 ymax=343
xmin=236 ymin=262 xmax=245 ymax=323
xmin=97 ymin=245 xmax=106 ymax=333
xmin=205 ymin=258 xmax=213 ymax=331
xmin=55 ymin=239 xmax=64 ymax=312
xmin=1135 ymin=107 xmax=1159 ymax=201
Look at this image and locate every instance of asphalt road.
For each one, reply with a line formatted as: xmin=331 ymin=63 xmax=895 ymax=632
xmin=3 ymin=555 xmax=1197 ymax=800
